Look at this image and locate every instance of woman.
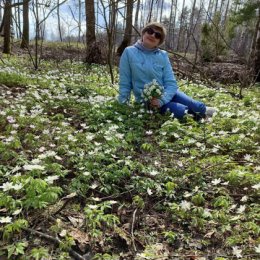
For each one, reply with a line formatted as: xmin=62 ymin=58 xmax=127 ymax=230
xmin=118 ymin=22 xmax=215 ymax=119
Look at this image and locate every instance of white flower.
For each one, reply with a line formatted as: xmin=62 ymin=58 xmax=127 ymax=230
xmin=146 ymin=130 xmax=153 ymax=135
xmin=90 ymin=182 xmax=98 ymax=189
xmin=237 ymin=205 xmax=246 ymax=214
xmin=23 ymin=164 xmax=45 ymax=171
xmin=252 ymin=183 xmax=260 ymax=190
xmin=232 ymin=246 xmax=242 ymax=258
xmin=109 ymin=200 xmax=117 ymax=205
xmin=45 ymin=175 xmax=59 ymax=184
xmin=230 ymin=204 xmax=237 ymax=210
xmin=0 ymin=182 xmax=13 ymax=191
xmin=88 ymin=204 xmax=98 ymax=209
xmin=232 ymin=128 xmax=240 ymax=133
xmin=255 ymin=244 xmax=260 ymax=253
xmin=180 ymin=200 xmax=191 ymax=211
xmin=150 ymin=170 xmax=159 ymax=176
xmin=83 ymin=171 xmax=91 ymax=176
xmin=181 ymin=148 xmax=189 ymax=154
xmin=173 ymin=133 xmax=179 ymax=138
xmin=0 ymin=216 xmax=12 ymax=223
xmin=7 ymin=116 xmax=16 ymax=123
xmin=211 ymin=178 xmax=221 ymax=185
xmin=240 ymin=196 xmax=248 ymax=202
xmin=12 ymin=183 xmax=23 ymax=191
xmin=12 ymin=208 xmax=22 ymax=215
xmin=147 ymin=188 xmax=153 ymax=195
xmin=244 ymin=154 xmax=252 ymax=161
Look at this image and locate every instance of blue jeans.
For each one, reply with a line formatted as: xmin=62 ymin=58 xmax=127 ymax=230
xmin=160 ymin=91 xmax=206 ymax=119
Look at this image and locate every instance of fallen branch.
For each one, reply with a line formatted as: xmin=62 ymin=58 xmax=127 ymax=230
xmin=131 ymin=208 xmax=138 ymax=252
xmin=23 ymin=227 xmax=85 ymax=260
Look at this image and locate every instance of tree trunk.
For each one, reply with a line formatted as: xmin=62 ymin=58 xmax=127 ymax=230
xmin=117 ymin=0 xmax=133 ymax=56
xmin=57 ymin=0 xmax=63 ymax=41
xmin=250 ymin=11 xmax=260 ymax=82
xmin=21 ymin=0 xmax=29 ymax=48
xmin=3 ymin=0 xmax=12 ymax=54
xmin=176 ymin=0 xmax=186 ymax=52
xmin=134 ymin=0 xmax=140 ymax=41
xmin=159 ymin=0 xmax=164 ymax=23
xmin=78 ymin=0 xmax=82 ymax=43
xmin=147 ymin=0 xmax=154 ymax=23
xmin=85 ymin=0 xmax=96 ymax=46
xmin=85 ymin=0 xmax=102 ymax=64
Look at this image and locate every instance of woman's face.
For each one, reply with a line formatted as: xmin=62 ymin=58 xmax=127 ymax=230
xmin=142 ymin=27 xmax=162 ymax=49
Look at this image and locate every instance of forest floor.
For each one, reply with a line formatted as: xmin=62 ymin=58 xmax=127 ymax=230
xmin=0 ymin=47 xmax=259 ymax=260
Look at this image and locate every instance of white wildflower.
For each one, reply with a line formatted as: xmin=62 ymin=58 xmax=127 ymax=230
xmin=180 ymin=200 xmax=191 ymax=211
xmin=88 ymin=205 xmax=98 ymax=210
xmin=237 ymin=205 xmax=246 ymax=214
xmin=12 ymin=208 xmax=22 ymax=215
xmin=12 ymin=183 xmax=23 ymax=191
xmin=240 ymin=196 xmax=248 ymax=202
xmin=211 ymin=178 xmax=221 ymax=185
xmin=244 ymin=154 xmax=252 ymax=161
xmin=83 ymin=171 xmax=91 ymax=176
xmin=232 ymin=246 xmax=242 ymax=258
xmin=150 ymin=170 xmax=159 ymax=176
xmin=0 ymin=216 xmax=12 ymax=223
xmin=23 ymin=164 xmax=45 ymax=171
xmin=252 ymin=183 xmax=260 ymax=190
xmin=147 ymin=188 xmax=153 ymax=196
xmin=146 ymin=130 xmax=153 ymax=135
xmin=45 ymin=175 xmax=59 ymax=184
xmin=255 ymin=244 xmax=260 ymax=253
xmin=0 ymin=182 xmax=13 ymax=191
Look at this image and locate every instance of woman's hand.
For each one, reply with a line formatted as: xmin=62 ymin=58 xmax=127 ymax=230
xmin=150 ymin=98 xmax=160 ymax=108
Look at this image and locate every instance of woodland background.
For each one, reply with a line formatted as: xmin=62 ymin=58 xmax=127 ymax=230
xmin=0 ymin=0 xmax=259 ymax=85
xmin=0 ymin=1 xmax=259 ymax=260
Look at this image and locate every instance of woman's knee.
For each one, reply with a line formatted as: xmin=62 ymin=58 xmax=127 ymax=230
xmin=161 ymin=102 xmax=187 ymax=119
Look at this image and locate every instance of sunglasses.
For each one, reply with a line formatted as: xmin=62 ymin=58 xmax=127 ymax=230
xmin=146 ymin=27 xmax=162 ymax=39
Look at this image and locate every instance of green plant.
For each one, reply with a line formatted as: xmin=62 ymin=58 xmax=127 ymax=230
xmin=30 ymin=247 xmax=49 ymax=260
xmin=84 ymin=201 xmax=120 ymax=242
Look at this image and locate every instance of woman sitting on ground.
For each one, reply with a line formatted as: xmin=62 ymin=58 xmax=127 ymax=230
xmin=118 ymin=22 xmax=216 ymax=119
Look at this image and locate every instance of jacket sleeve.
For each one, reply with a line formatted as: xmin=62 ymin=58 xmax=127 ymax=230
xmin=159 ymin=52 xmax=178 ymax=107
xmin=118 ymin=49 xmax=132 ymax=104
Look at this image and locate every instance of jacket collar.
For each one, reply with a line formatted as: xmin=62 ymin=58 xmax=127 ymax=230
xmin=134 ymin=40 xmax=159 ymax=53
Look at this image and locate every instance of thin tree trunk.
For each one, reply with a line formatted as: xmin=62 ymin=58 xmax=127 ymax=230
xmin=223 ymin=0 xmax=230 ymax=27
xmin=159 ymin=0 xmax=164 ymax=23
xmin=214 ymin=0 xmax=219 ymax=14
xmin=78 ymin=0 xmax=81 ymax=43
xmin=134 ymin=0 xmax=140 ymax=41
xmin=147 ymin=0 xmax=154 ymax=23
xmin=57 ymin=0 xmax=63 ymax=41
xmin=85 ymin=0 xmax=96 ymax=46
xmin=249 ymin=11 xmax=260 ymax=82
xmin=117 ymin=0 xmax=133 ymax=56
xmin=3 ymin=0 xmax=12 ymax=54
xmin=21 ymin=0 xmax=29 ymax=48
xmin=176 ymin=0 xmax=185 ymax=52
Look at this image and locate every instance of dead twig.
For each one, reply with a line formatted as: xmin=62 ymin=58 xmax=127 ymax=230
xmin=23 ymin=227 xmax=85 ymax=260
xmin=131 ymin=208 xmax=138 ymax=252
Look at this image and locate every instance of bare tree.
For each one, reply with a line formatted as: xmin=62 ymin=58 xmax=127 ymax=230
xmin=99 ymin=0 xmax=119 ymax=82
xmin=249 ymin=10 xmax=260 ymax=82
xmin=2 ymin=0 xmax=12 ymax=54
xmin=117 ymin=0 xmax=134 ymax=56
xmin=147 ymin=0 xmax=154 ymax=23
xmin=21 ymin=0 xmax=30 ymax=48
xmin=57 ymin=0 xmax=63 ymax=41
xmin=134 ymin=0 xmax=140 ymax=41
xmin=85 ymin=0 xmax=102 ymax=64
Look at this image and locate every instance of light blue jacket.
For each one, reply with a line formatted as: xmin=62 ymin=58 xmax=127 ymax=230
xmin=118 ymin=41 xmax=178 ymax=106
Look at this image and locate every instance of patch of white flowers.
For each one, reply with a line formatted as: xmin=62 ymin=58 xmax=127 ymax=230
xmin=142 ymin=79 xmax=164 ymax=102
